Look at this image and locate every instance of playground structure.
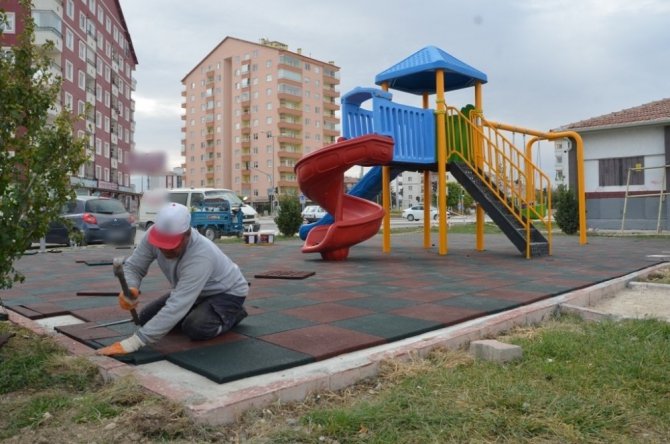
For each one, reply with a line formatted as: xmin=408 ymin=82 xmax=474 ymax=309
xmin=296 ymin=46 xmax=586 ymax=260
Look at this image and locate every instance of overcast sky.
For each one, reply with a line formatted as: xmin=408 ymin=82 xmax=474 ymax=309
xmin=118 ymin=0 xmax=670 ymax=174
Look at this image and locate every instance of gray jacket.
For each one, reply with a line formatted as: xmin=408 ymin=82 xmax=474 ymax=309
xmin=124 ymin=228 xmax=248 ymax=344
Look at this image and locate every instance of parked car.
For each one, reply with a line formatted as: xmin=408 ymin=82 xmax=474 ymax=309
xmin=401 ymin=205 xmax=438 ymax=221
xmin=301 ymin=205 xmax=327 ymax=222
xmin=44 ymin=196 xmax=136 ymax=246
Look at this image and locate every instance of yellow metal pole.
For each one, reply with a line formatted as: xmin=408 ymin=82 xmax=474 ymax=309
xmin=435 ymin=70 xmax=448 ymax=255
xmin=474 ymin=81 xmax=485 ymax=251
xmin=423 ymin=92 xmax=431 ymax=249
xmin=381 ymin=82 xmax=391 ymax=253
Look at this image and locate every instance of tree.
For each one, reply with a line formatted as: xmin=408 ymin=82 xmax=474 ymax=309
xmin=554 ymin=185 xmax=579 ymax=235
xmin=274 ymin=194 xmax=303 ymax=237
xmin=1 ymin=2 xmax=88 ymax=289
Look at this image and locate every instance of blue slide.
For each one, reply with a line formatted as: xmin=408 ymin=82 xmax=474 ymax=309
xmin=299 ymin=166 xmax=403 ymax=240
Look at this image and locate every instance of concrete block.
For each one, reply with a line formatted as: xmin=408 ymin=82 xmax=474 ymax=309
xmin=470 ymin=339 xmax=522 ymax=363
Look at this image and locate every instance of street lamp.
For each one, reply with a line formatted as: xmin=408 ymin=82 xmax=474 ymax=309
xmin=260 ymin=130 xmax=275 ymax=214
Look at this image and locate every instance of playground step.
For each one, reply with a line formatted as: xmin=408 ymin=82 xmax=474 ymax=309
xmin=449 ymin=162 xmax=549 ymax=258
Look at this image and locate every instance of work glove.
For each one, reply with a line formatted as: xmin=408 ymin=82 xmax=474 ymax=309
xmin=96 ymin=334 xmax=145 ymax=356
xmin=118 ymin=287 xmax=140 ymax=311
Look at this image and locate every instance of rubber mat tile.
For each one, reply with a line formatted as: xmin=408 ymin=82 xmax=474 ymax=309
xmin=313 ymin=279 xmax=368 ymax=289
xmin=8 ymin=305 xmax=44 ymax=319
xmin=151 ymin=330 xmax=246 ymax=354
xmin=471 ymin=288 xmax=546 ymax=302
xmin=166 ymin=338 xmax=314 ymax=383
xmin=386 ymin=288 xmax=462 ymax=303
xmin=56 ymin=323 xmax=123 ymax=341
xmin=437 ymin=294 xmax=522 ymax=313
xmin=107 ymin=321 xmax=138 ymax=336
xmin=58 ymin=297 xmax=115 ymax=310
xmin=260 ymin=325 xmax=386 ymax=361
xmin=91 ymin=338 xmax=165 ymax=365
xmin=254 ymin=270 xmax=315 ymax=279
xmin=332 ymin=313 xmax=442 ymax=341
xmin=233 ymin=312 xmax=315 ymax=337
xmin=390 ymin=304 xmax=483 ymax=326
xmin=22 ymin=302 xmax=71 ymax=317
xmin=247 ymin=294 xmax=320 ymax=311
xmin=338 ymin=296 xmax=416 ymax=313
xmin=303 ymin=288 xmax=367 ymax=303
xmin=75 ymin=305 xmax=127 ymax=322
xmin=282 ymin=302 xmax=373 ymax=323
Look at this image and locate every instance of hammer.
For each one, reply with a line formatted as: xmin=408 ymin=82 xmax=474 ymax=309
xmin=112 ymin=257 xmax=140 ymax=325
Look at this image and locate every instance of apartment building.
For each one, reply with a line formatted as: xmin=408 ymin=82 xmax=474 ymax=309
xmin=181 ymin=37 xmax=340 ymax=212
xmin=1 ymin=0 xmax=138 ymax=210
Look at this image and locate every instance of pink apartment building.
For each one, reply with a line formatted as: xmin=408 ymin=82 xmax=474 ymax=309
xmin=1 ymin=0 xmax=138 ymax=210
xmin=181 ymin=37 xmax=340 ymax=212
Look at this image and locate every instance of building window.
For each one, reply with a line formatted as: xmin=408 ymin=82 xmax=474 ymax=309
xmin=78 ymin=70 xmax=86 ymax=90
xmin=598 ymin=156 xmax=644 ymax=186
xmin=65 ymin=60 xmax=73 ymax=81
xmin=66 ymin=0 xmax=74 ymax=19
xmin=0 ymin=12 xmax=15 ymax=33
xmin=65 ymin=29 xmax=74 ymax=50
xmin=78 ymin=41 xmax=86 ymax=61
xmin=79 ymin=12 xmax=86 ymax=31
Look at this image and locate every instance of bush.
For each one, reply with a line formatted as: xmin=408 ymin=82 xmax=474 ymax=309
xmin=274 ymin=195 xmax=303 ymax=237
xmin=554 ymin=185 xmax=579 ymax=235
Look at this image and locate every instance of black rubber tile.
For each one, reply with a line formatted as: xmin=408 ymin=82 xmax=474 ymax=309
xmin=437 ymin=294 xmax=522 ymax=313
xmin=166 ymin=338 xmax=314 ymax=383
xmin=332 ymin=313 xmax=442 ymax=341
xmin=254 ymin=270 xmax=315 ymax=279
xmin=233 ymin=312 xmax=315 ymax=337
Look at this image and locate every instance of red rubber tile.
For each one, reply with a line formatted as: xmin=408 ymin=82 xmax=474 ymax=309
xmin=390 ymin=304 xmax=483 ymax=326
xmin=75 ymin=305 xmax=128 ymax=322
xmin=282 ymin=303 xmax=373 ymax=323
xmin=260 ymin=325 xmax=385 ymax=360
xmin=9 ymin=305 xmax=44 ymax=319
xmin=56 ymin=323 xmax=124 ymax=341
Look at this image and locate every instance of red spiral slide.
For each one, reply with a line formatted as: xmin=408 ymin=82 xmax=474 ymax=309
xmin=295 ymin=135 xmax=394 ymax=260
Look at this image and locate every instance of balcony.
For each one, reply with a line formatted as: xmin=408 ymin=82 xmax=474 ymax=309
xmin=241 ymin=112 xmax=251 ymax=121
xmin=278 ymin=149 xmax=302 ymax=160
xmin=277 ymin=135 xmax=302 ymax=145
xmin=323 ymin=114 xmax=339 ymax=123
xmin=205 ymin=159 xmax=214 ymax=168
xmin=277 ymin=165 xmax=294 ymax=174
xmin=241 ymin=140 xmax=251 ymax=149
xmin=241 ymin=126 xmax=251 ymax=135
xmin=323 ymin=88 xmax=340 ymax=98
xmin=323 ymin=128 xmax=340 ymax=138
xmin=278 ymin=106 xmax=302 ymax=117
xmin=277 ymin=62 xmax=301 ymax=74
xmin=278 ymin=120 xmax=302 ymax=131
xmin=206 ymin=172 xmax=215 ymax=180
xmin=323 ymin=72 xmax=340 ymax=85
xmin=241 ymin=154 xmax=251 ymax=163
xmin=323 ymin=100 xmax=339 ymax=111
xmin=34 ymin=27 xmax=62 ymax=54
xmin=205 ymin=132 xmax=215 ymax=141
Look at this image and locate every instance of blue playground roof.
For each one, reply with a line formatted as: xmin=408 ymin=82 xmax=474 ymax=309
xmin=375 ymin=46 xmax=488 ymax=95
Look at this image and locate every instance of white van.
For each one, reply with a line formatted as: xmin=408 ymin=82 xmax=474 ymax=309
xmin=138 ymin=188 xmax=260 ymax=231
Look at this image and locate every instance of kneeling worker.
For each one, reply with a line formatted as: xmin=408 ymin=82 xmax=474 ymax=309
xmin=97 ymin=202 xmax=249 ymax=356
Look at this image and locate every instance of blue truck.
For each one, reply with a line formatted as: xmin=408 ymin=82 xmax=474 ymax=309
xmin=190 ymin=197 xmax=245 ymax=241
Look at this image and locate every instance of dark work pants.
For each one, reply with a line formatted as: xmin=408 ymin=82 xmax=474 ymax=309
xmin=138 ymin=292 xmax=247 ymax=340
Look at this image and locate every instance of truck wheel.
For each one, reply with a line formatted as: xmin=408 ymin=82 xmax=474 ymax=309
xmin=204 ymin=227 xmax=217 ymax=242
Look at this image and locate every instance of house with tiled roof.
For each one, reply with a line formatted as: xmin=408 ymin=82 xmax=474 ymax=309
xmin=555 ymin=98 xmax=670 ymax=230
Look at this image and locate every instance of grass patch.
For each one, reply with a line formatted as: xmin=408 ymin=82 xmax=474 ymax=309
xmin=640 ymin=266 xmax=670 ymax=284
xmin=241 ymin=315 xmax=670 ymax=443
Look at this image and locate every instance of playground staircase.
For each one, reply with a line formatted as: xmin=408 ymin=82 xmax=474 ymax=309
xmin=449 ymin=161 xmax=549 ymax=257
xmin=445 ymin=106 xmax=552 ymax=258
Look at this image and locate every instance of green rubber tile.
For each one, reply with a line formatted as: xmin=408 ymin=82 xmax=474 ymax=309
xmin=247 ymin=294 xmax=319 ymax=311
xmin=338 ymin=296 xmax=416 ymax=313
xmin=437 ymin=295 xmax=521 ymax=313
xmin=233 ymin=312 xmax=315 ymax=337
xmin=59 ymin=297 xmax=116 ymax=310
xmin=166 ymin=338 xmax=314 ymax=383
xmin=332 ymin=313 xmax=442 ymax=341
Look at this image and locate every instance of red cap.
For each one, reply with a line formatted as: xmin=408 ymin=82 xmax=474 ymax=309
xmin=147 ymin=203 xmax=191 ymax=249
